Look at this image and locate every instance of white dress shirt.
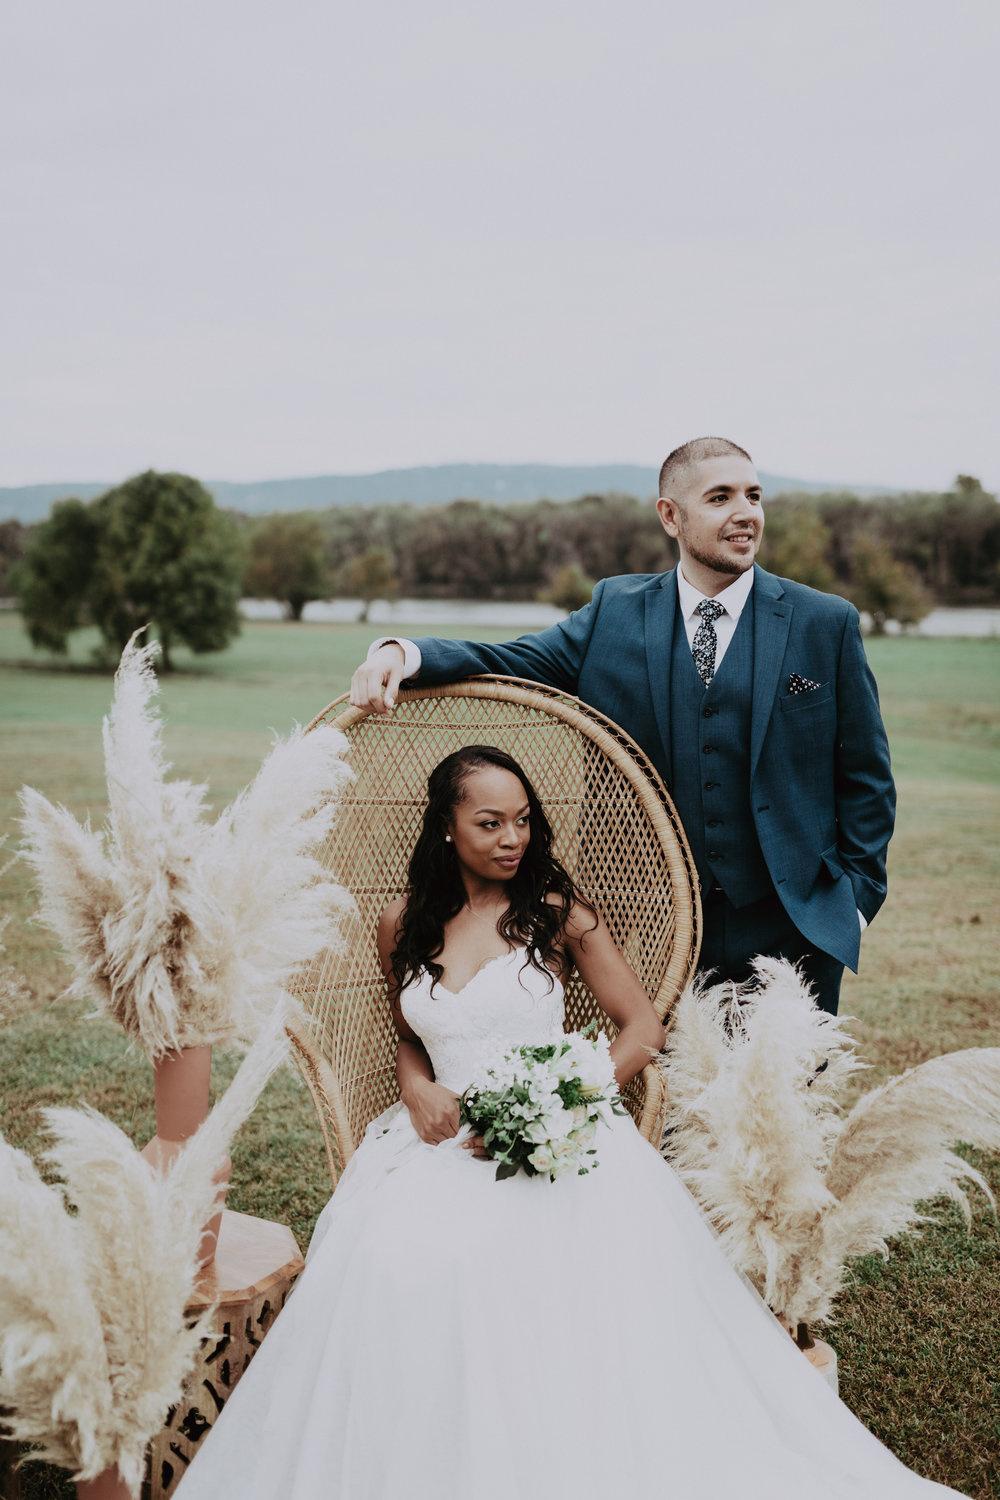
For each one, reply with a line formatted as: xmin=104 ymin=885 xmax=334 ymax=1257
xmin=369 ymin=635 xmax=423 ymax=679
xmin=366 ymin=572 xmax=865 ymax=933
xmin=675 ymin=564 xmax=756 ymax=672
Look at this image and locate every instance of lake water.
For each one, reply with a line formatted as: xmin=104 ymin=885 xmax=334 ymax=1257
xmin=912 ymin=608 xmax=1000 ymax=637
xmin=239 ymin=599 xmax=1000 ymax=637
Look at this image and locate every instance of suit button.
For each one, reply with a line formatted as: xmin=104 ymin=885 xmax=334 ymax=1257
xmin=703 ymin=781 xmax=718 ymax=790
xmin=702 ymin=706 xmax=716 ymax=718
xmin=708 ymin=850 xmax=721 ymax=860
xmin=702 ymin=745 xmax=715 ymax=754
xmin=707 ymin=819 xmax=722 ymax=827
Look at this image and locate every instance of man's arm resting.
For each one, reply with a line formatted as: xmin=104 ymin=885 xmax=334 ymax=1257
xmin=357 ymin=583 xmax=606 ymax=709
xmin=407 ymin=596 xmax=600 ymax=694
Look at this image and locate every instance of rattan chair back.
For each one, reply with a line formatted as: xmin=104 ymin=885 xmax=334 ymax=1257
xmin=288 ymin=676 xmax=700 ymax=1186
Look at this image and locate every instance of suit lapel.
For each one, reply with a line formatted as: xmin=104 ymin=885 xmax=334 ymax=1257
xmin=750 ymin=564 xmax=791 ymax=778
xmin=644 ymin=569 xmax=677 ymax=785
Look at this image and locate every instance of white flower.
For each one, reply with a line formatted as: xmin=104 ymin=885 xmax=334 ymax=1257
xmin=541 ymin=1107 xmax=575 ymax=1141
xmin=529 ymin=1146 xmax=555 ymax=1174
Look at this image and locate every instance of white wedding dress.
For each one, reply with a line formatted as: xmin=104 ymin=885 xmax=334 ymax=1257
xmin=175 ymin=946 xmax=966 ymax=1498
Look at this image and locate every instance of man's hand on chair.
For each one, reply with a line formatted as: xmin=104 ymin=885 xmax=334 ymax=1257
xmin=350 ymin=642 xmax=405 ymax=714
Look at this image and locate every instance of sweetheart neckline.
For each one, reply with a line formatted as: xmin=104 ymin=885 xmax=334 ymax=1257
xmin=421 ymin=943 xmax=563 ymax=1000
xmin=432 ymin=944 xmax=528 ymax=999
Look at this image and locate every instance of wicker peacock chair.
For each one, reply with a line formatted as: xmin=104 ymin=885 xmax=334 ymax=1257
xmin=286 ymin=676 xmax=701 ymax=1188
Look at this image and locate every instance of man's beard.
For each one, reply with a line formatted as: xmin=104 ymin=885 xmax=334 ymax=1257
xmin=680 ymin=528 xmax=758 ymax=576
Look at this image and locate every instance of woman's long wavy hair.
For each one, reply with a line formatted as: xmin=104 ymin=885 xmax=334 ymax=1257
xmin=390 ymin=744 xmax=597 ymax=997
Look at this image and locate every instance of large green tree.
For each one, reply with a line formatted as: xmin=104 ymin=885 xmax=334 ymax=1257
xmin=14 ymin=471 xmax=243 ymax=669
xmin=244 ymin=513 xmax=328 ymax=620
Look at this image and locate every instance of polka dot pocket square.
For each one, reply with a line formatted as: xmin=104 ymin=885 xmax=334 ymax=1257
xmin=787 ymin=672 xmax=823 ymax=694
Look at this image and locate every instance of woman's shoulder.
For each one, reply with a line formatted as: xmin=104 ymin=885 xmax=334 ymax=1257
xmin=376 ymin=896 xmax=407 ymax=973
xmin=542 ymin=890 xmax=601 ymax=944
xmin=378 ymin=894 xmax=407 ymax=933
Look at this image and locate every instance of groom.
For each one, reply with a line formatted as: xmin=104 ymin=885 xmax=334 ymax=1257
xmin=350 ymin=436 xmax=896 ymax=1015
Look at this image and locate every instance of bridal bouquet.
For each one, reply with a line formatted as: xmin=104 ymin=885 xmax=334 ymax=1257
xmin=460 ymin=1025 xmax=625 ymax=1182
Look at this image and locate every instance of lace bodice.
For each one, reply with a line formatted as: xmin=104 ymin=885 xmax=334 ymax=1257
xmin=399 ymin=944 xmax=565 ymax=1092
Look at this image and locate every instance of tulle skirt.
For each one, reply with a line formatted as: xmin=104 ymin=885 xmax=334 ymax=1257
xmin=174 ymin=1104 xmax=966 ymax=1498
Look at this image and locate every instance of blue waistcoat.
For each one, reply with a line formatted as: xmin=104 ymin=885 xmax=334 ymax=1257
xmin=668 ymin=594 xmax=773 ymax=908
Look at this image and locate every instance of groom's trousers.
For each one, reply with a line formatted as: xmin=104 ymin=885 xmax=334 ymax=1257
xmin=697 ymin=884 xmax=845 ymax=1016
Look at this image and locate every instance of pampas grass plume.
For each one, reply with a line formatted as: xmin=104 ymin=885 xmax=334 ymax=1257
xmin=18 ymin=632 xmax=355 ymax=1057
xmin=661 ymin=957 xmax=1000 ymax=1329
xmin=0 ymin=1017 xmax=289 ymax=1492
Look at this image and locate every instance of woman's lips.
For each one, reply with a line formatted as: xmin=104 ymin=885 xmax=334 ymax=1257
xmin=496 ymin=855 xmax=522 ymax=867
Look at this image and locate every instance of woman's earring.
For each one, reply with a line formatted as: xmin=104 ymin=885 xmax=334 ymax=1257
xmin=445 ymin=834 xmax=452 ymax=842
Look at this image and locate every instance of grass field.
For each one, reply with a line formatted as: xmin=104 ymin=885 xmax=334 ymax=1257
xmin=1 ymin=613 xmax=999 ymax=1498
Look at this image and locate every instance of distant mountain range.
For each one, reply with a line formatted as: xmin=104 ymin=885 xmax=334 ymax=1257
xmin=0 ymin=463 xmax=900 ymax=524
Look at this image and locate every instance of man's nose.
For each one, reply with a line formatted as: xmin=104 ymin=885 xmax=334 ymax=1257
xmin=730 ymin=493 xmax=758 ymax=523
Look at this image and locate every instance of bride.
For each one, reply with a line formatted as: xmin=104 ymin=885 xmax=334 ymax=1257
xmin=175 ymin=745 xmax=965 ymax=1499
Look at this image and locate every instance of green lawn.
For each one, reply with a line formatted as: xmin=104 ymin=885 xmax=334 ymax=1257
xmin=1 ymin=614 xmax=999 ymax=1498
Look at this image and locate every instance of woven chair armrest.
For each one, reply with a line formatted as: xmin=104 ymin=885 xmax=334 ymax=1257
xmin=285 ymin=1013 xmax=348 ymax=1190
xmin=635 ymin=1058 xmax=669 ymax=1148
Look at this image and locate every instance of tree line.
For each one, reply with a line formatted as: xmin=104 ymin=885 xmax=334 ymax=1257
xmin=240 ymin=476 xmax=1000 ymax=628
xmin=3 ymin=470 xmax=997 ymax=665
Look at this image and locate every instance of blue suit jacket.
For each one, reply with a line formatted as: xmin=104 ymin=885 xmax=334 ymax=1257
xmin=412 ymin=563 xmax=896 ymax=972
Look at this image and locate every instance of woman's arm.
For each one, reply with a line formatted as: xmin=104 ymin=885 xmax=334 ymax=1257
xmin=377 ymin=902 xmax=462 ymax=1145
xmin=560 ymin=900 xmax=666 ymax=1089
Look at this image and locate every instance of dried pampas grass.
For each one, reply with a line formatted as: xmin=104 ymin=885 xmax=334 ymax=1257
xmin=19 ymin=632 xmax=355 ymax=1057
xmin=661 ymin=957 xmax=1000 ymax=1329
xmin=0 ymin=1013 xmax=289 ymax=1493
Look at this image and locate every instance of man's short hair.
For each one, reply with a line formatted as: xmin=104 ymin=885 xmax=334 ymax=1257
xmin=658 ymin=437 xmax=753 ymax=499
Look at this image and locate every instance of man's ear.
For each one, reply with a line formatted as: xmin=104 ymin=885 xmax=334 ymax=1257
xmin=656 ymin=495 xmax=681 ymax=539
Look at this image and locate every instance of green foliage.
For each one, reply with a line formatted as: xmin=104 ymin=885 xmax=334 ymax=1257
xmin=846 ymin=535 xmax=933 ymax=633
xmin=758 ymin=500 xmax=837 ymax=591
xmin=775 ymin=478 xmax=1000 ymax=606
xmin=545 ymin=492 xmax=670 ymax=580
xmin=11 ymin=499 xmax=101 ymax=653
xmin=307 ymin=479 xmax=999 ymax=612
xmin=13 ymin=471 xmax=242 ymax=669
xmin=90 ymin=471 xmax=242 ymax=666
xmin=339 ymin=547 xmax=398 ymax=622
xmin=244 ymin=513 xmax=328 ymax=620
xmin=399 ymin=499 xmax=520 ymax=600
xmin=0 ymin=519 xmax=26 ymax=598
xmin=545 ymin=561 xmax=595 ymax=611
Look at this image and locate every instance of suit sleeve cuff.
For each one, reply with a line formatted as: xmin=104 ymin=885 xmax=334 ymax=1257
xmin=368 ymin=637 xmax=422 ymax=679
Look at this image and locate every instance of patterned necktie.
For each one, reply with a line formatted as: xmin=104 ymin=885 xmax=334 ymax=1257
xmin=692 ymin=598 xmax=726 ymax=685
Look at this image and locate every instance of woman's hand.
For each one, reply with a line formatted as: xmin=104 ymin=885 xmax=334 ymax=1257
xmin=403 ymin=1076 xmax=462 ymax=1144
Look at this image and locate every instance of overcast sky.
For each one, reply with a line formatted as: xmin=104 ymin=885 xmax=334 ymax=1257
xmin=2 ymin=0 xmax=997 ymax=492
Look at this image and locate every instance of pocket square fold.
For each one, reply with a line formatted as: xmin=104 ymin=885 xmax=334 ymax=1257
xmin=787 ymin=673 xmax=822 ymax=694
